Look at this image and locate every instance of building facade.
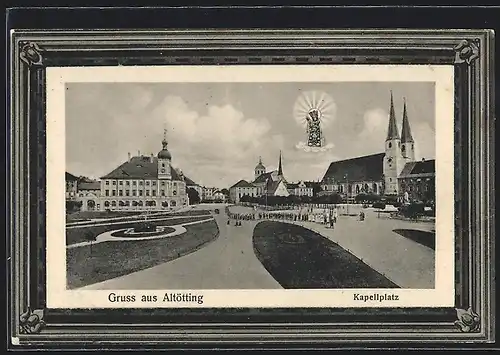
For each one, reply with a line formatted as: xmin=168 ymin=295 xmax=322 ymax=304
xmin=229 ymin=180 xmax=257 ymax=203
xmin=398 ymin=159 xmax=435 ymax=203
xmin=98 ymin=131 xmax=188 ymax=211
xmin=77 ymin=180 xmax=101 ymax=211
xmin=65 ymin=172 xmax=79 ymax=201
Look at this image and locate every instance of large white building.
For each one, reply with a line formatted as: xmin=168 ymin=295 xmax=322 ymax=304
xmin=97 ymin=130 xmax=189 ymax=211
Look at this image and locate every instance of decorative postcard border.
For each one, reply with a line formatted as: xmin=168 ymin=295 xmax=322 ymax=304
xmin=8 ymin=29 xmax=495 ymax=348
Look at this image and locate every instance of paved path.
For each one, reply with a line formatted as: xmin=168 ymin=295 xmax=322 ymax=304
xmin=79 ymin=204 xmax=281 ymax=290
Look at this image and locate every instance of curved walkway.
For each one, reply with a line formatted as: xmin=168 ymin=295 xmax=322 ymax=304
xmin=79 ymin=205 xmax=281 ymax=290
xmin=66 ymin=217 xmax=214 ymax=249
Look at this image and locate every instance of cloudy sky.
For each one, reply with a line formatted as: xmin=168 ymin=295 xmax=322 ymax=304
xmin=66 ymin=81 xmax=435 ymax=188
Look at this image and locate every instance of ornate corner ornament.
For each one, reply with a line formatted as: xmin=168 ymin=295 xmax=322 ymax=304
xmin=454 ymin=307 xmax=480 ymax=332
xmin=19 ymin=308 xmax=45 ymax=334
xmin=19 ymin=41 xmax=44 ymax=66
xmin=454 ymin=39 xmax=480 ymax=64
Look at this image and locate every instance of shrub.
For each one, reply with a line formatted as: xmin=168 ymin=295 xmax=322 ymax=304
xmin=400 ymin=202 xmax=425 ymax=219
xmin=372 ymin=201 xmax=386 ymax=209
xmin=133 ymin=221 xmax=156 ymax=232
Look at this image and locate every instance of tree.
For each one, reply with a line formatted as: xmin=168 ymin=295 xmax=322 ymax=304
xmin=85 ymin=231 xmax=97 ymax=254
xmin=187 ymin=187 xmax=201 ymax=205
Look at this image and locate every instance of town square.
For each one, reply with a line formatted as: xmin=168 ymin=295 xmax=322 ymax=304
xmin=65 ymin=81 xmax=436 ymax=290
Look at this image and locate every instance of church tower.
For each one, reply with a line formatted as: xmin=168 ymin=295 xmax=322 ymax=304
xmin=254 ymin=156 xmax=266 ymax=180
xmin=157 ymin=128 xmax=172 ymax=180
xmin=383 ymin=92 xmax=404 ymax=195
xmin=400 ymin=98 xmax=415 ymax=162
xmin=277 ymin=150 xmax=284 ymax=180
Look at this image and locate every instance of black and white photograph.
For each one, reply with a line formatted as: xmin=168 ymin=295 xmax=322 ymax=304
xmin=45 ymin=65 xmax=455 ymax=308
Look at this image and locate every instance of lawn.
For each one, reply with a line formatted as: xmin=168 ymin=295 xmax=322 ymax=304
xmin=66 ymin=220 xmax=219 ymax=289
xmin=66 ymin=215 xmax=212 ymax=245
xmin=253 ymin=221 xmax=399 ymax=289
xmin=393 ymin=229 xmax=435 ymax=250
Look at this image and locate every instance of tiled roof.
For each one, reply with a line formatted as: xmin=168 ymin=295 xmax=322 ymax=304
xmin=100 ymin=156 xmax=182 ymax=181
xmin=399 ymin=159 xmax=435 ymax=178
xmin=184 ymin=175 xmax=199 ymax=186
xmin=231 ymin=180 xmax=255 ymax=188
xmin=66 ymin=172 xmax=79 ymax=181
xmin=287 ymin=183 xmax=299 ymax=189
xmin=78 ymin=181 xmax=100 ymax=190
xmin=321 ymin=153 xmax=385 ymax=183
xmin=253 ymin=171 xmax=274 ymax=183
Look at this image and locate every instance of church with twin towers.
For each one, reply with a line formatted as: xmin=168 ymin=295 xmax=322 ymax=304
xmin=320 ymin=91 xmax=435 ymax=202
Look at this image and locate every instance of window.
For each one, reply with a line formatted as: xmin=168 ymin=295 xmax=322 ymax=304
xmin=133 ymin=181 xmax=137 ymax=186
xmin=389 ymin=178 xmax=392 ymax=182
xmin=126 ymin=181 xmax=130 ymax=186
xmin=152 ymin=190 xmax=156 ymax=196
xmin=388 ymin=142 xmax=392 ymax=148
xmin=161 ymin=190 xmax=165 ymax=196
xmin=111 ymin=201 xmax=117 ymax=206
xmin=132 ymin=190 xmax=136 ymax=196
xmin=146 ymin=190 xmax=150 ymax=196
xmin=152 ymin=181 xmax=156 ymax=186
xmin=119 ymin=181 xmax=123 ymax=185
xmin=146 ymin=181 xmax=150 ymax=186
xmin=161 ymin=181 xmax=165 ymax=186
xmin=112 ymin=190 xmax=116 ymax=196
xmin=401 ymin=145 xmax=406 ymax=152
xmin=139 ymin=181 xmax=143 ymax=186
xmin=125 ymin=190 xmax=129 ymax=196
xmin=105 ymin=190 xmax=109 ymax=196
xmin=162 ymin=163 xmax=165 ymax=168
xmin=171 ymin=201 xmax=176 ymax=207
xmin=139 ymin=190 xmax=143 ymax=196
xmin=105 ymin=181 xmax=110 ymax=185
xmin=104 ymin=201 xmax=110 ymax=207
xmin=118 ymin=190 xmax=123 ymax=196
xmin=173 ymin=190 xmax=177 ymax=196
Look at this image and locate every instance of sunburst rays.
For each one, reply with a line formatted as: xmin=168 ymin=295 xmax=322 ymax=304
xmin=293 ymin=90 xmax=336 ymax=128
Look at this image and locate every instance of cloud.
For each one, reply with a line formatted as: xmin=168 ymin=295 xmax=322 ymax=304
xmin=149 ymin=96 xmax=273 ymax=187
xmin=356 ymin=108 xmax=435 ymax=160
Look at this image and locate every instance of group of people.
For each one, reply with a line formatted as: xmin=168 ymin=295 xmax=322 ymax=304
xmin=224 ymin=207 xmax=341 ymax=229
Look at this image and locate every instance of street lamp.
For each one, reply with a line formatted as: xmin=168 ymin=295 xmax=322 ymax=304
xmin=344 ymin=173 xmax=349 ymax=215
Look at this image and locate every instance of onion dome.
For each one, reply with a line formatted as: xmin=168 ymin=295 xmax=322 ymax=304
xmin=157 ymin=129 xmax=172 ymax=160
xmin=255 ymin=156 xmax=265 ymax=170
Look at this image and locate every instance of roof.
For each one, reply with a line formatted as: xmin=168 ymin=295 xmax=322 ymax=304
xmin=287 ymin=183 xmax=299 ymax=189
xmin=401 ymin=100 xmax=414 ymax=143
xmin=230 ymin=180 xmax=255 ymax=188
xmin=386 ymin=92 xmax=400 ymax=141
xmin=184 ymin=175 xmax=199 ymax=186
xmin=100 ymin=156 xmax=183 ymax=181
xmin=321 ymin=153 xmax=385 ymax=183
xmin=266 ymin=179 xmax=288 ymax=195
xmin=66 ymin=172 xmax=79 ymax=181
xmin=399 ymin=159 xmax=435 ymax=179
xmin=78 ymin=181 xmax=100 ymax=190
xmin=253 ymin=171 xmax=274 ymax=183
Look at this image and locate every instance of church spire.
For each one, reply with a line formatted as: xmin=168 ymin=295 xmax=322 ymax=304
xmin=401 ymin=98 xmax=414 ymax=143
xmin=386 ymin=91 xmax=400 ymax=141
xmin=278 ymin=150 xmax=283 ymax=176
